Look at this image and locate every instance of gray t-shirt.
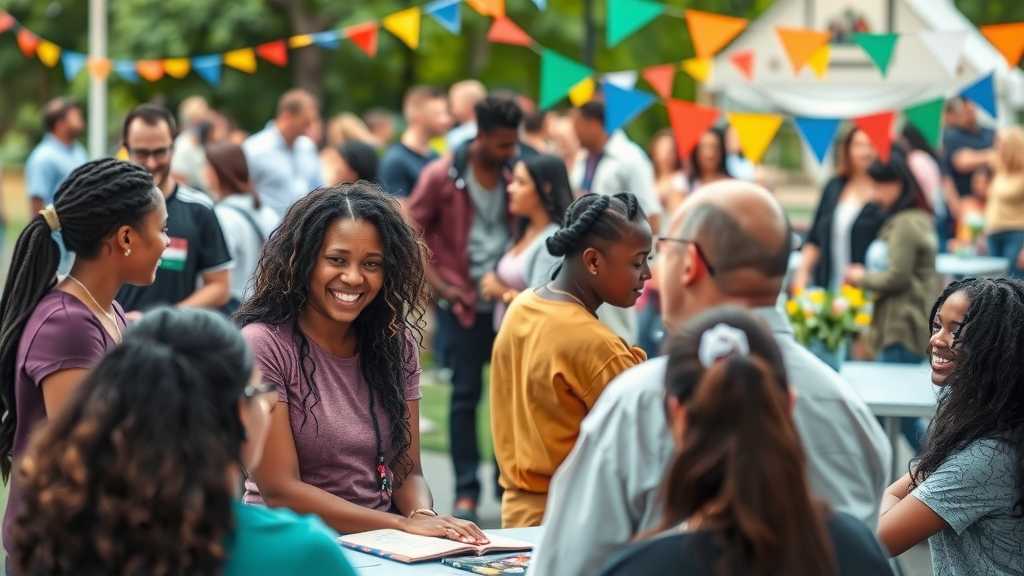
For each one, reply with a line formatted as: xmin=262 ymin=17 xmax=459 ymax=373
xmin=466 ymin=168 xmax=508 ymax=311
xmin=913 ymin=439 xmax=1024 ymax=576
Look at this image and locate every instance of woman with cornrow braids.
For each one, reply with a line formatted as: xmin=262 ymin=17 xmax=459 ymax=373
xmin=490 ymin=192 xmax=652 ymax=528
xmin=0 ymin=158 xmax=168 ymax=563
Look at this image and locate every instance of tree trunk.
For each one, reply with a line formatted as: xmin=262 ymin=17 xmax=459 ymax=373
xmin=583 ymin=0 xmax=596 ymax=67
xmin=273 ymin=0 xmax=330 ymax=100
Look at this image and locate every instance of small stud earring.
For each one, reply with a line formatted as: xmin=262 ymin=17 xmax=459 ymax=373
xmin=591 ymin=269 xmax=598 ymax=276
xmin=124 ymin=248 xmax=132 ymax=257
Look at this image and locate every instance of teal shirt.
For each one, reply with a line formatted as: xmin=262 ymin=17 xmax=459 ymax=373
xmin=225 ymin=502 xmax=357 ymax=576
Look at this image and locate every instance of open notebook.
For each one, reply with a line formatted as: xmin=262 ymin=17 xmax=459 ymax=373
xmin=338 ymin=529 xmax=533 ymax=564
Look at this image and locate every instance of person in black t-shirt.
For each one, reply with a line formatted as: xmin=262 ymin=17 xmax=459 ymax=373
xmin=600 ymin=308 xmax=892 ymax=576
xmin=117 ymin=104 xmax=232 ymax=315
xmin=378 ymin=87 xmax=451 ymax=198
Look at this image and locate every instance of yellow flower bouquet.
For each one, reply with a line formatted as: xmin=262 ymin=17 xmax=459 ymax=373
xmin=785 ymin=285 xmax=872 ymax=354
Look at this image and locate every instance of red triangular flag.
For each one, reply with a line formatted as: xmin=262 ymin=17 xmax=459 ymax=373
xmin=346 ymin=22 xmax=379 ymax=58
xmin=642 ymin=63 xmax=676 ymax=99
xmin=0 ymin=11 xmax=15 ymax=33
xmin=666 ymin=99 xmax=720 ymax=159
xmin=487 ymin=17 xmax=533 ymax=47
xmin=853 ymin=111 xmax=896 ymax=163
xmin=16 ymin=28 xmax=39 ymax=58
xmin=730 ymin=50 xmax=754 ymax=80
xmin=256 ymin=40 xmax=288 ymax=67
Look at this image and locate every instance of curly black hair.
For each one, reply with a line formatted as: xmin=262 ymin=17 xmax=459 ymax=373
xmin=913 ymin=278 xmax=1024 ymax=515
xmin=236 ymin=182 xmax=427 ymax=483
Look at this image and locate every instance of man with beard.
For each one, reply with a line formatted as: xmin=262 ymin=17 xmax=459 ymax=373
xmin=26 ymin=98 xmax=88 ymax=213
xmin=116 ymin=104 xmax=232 ymax=315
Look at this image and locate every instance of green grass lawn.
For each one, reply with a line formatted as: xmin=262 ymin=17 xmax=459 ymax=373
xmin=419 ymin=369 xmax=493 ymax=459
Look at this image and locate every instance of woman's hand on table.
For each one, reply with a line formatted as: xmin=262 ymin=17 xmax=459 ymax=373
xmin=400 ymin=512 xmax=490 ymax=545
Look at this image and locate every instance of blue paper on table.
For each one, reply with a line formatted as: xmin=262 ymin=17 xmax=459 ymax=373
xmin=443 ymin=553 xmax=531 ymax=575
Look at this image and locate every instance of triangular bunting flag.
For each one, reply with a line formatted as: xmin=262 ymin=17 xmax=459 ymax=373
xmin=136 ymin=60 xmax=165 ymax=82
xmin=346 ymin=22 xmax=379 ymax=57
xmin=730 ymin=49 xmax=755 ymax=80
xmin=682 ymin=57 xmax=712 ymax=83
xmin=604 ymin=83 xmax=656 ymax=134
xmin=642 ymin=63 xmax=676 ymax=99
xmin=114 ymin=60 xmax=139 ymax=83
xmin=289 ymin=35 xmax=314 ymax=49
xmin=607 ymin=0 xmax=664 ymax=48
xmin=87 ymin=57 xmax=111 ymax=80
xmin=37 ymin=40 xmax=61 ymax=68
xmin=0 ymin=11 xmax=14 ymax=33
xmin=685 ymin=10 xmax=748 ymax=59
xmin=853 ymin=33 xmax=899 ymax=77
xmin=603 ymin=71 xmax=639 ymax=90
xmin=17 ymin=29 xmax=39 ymax=58
xmin=532 ymin=0 xmax=546 ymax=8
xmin=540 ymin=49 xmax=593 ymax=109
xmin=853 ymin=111 xmax=896 ymax=162
xmin=568 ymin=77 xmax=596 ymax=107
xmin=312 ymin=31 xmax=340 ymax=49
xmin=163 ymin=58 xmax=191 ymax=79
xmin=981 ymin=23 xmax=1024 ymax=68
xmin=192 ymin=54 xmax=222 ymax=86
xmin=466 ymin=0 xmax=504 ymax=17
xmin=793 ymin=117 xmax=841 ymax=164
xmin=488 ymin=17 xmax=533 ymax=47
xmin=918 ymin=32 xmax=966 ymax=78
xmin=383 ymin=7 xmax=421 ymax=50
xmin=903 ymin=98 xmax=944 ymax=150
xmin=426 ymin=0 xmax=461 ymax=34
xmin=224 ymin=48 xmax=257 ymax=73
xmin=256 ymin=40 xmax=289 ymax=66
xmin=666 ymin=99 xmax=720 ymax=159
xmin=960 ymin=72 xmax=997 ymax=118
xmin=776 ymin=27 xmax=830 ymax=73
xmin=727 ymin=113 xmax=784 ymax=164
xmin=61 ymin=51 xmax=87 ymax=80
xmin=808 ymin=44 xmax=829 ymax=78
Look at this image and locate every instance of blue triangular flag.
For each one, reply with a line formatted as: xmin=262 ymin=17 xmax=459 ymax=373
xmin=793 ymin=117 xmax=841 ymax=164
xmin=603 ymin=82 xmax=656 ymax=134
xmin=61 ymin=51 xmax=87 ymax=80
xmin=960 ymin=72 xmax=997 ymax=118
xmin=532 ymin=0 xmax=547 ymax=9
xmin=192 ymin=54 xmax=222 ymax=86
xmin=426 ymin=0 xmax=461 ymax=34
xmin=114 ymin=60 xmax=139 ymax=83
xmin=312 ymin=31 xmax=340 ymax=49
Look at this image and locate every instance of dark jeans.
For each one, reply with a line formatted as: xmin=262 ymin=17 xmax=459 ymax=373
xmin=877 ymin=344 xmax=928 ymax=453
xmin=636 ymin=295 xmax=665 ymax=358
xmin=987 ymin=230 xmax=1024 ymax=278
xmin=437 ymin=307 xmax=496 ymax=502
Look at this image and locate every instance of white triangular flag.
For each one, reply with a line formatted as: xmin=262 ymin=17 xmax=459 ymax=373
xmin=918 ymin=31 xmax=967 ymax=78
xmin=603 ymin=70 xmax=639 ymax=90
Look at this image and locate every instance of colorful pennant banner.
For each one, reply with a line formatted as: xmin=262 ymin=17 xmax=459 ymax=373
xmin=684 ymin=10 xmax=748 ymax=59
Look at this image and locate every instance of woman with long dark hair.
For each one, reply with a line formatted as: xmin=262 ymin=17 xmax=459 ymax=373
xmin=0 ymin=158 xmax=168 ymax=562
xmin=601 ymin=308 xmax=892 ymax=576
xmin=688 ymin=126 xmax=732 ymax=191
xmin=237 ymin=183 xmax=486 ymax=542
xmin=878 ymin=278 xmax=1024 ymax=571
xmin=10 ymin=308 xmax=355 ymax=575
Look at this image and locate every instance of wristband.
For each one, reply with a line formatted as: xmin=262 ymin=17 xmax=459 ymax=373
xmin=409 ymin=508 xmax=438 ymax=519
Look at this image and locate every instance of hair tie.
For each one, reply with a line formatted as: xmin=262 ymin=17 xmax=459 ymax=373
xmin=698 ymin=324 xmax=750 ymax=368
xmin=39 ymin=205 xmax=61 ymax=232
xmin=40 ymin=204 xmax=74 ymax=274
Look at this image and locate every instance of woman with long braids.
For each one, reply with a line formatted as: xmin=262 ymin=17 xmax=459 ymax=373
xmin=10 ymin=308 xmax=356 ymax=575
xmin=878 ymin=278 xmax=1024 ymax=572
xmin=490 ymin=192 xmax=651 ymax=527
xmin=237 ymin=183 xmax=487 ymax=543
xmin=0 ymin=158 xmax=168 ymax=562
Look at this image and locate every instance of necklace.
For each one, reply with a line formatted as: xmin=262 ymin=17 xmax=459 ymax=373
xmin=67 ymin=275 xmax=122 ymax=341
xmin=544 ymin=283 xmax=589 ymax=309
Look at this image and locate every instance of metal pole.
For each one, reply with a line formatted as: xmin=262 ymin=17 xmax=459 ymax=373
xmin=582 ymin=0 xmax=595 ymax=68
xmin=87 ymin=0 xmax=107 ymax=158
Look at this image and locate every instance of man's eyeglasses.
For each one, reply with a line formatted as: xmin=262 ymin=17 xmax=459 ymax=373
xmin=656 ymin=237 xmax=716 ymax=276
xmin=128 ymin=147 xmax=171 ymax=162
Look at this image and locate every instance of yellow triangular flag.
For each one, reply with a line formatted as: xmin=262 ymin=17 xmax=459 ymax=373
xmin=289 ymin=34 xmax=314 ymax=49
xmin=163 ymin=58 xmax=191 ymax=79
xmin=37 ymin=40 xmax=61 ymax=68
xmin=681 ymin=57 xmax=713 ymax=83
xmin=383 ymin=7 xmax=422 ymax=50
xmin=727 ymin=113 xmax=784 ymax=164
xmin=224 ymin=48 xmax=257 ymax=74
xmin=808 ymin=44 xmax=829 ymax=78
xmin=568 ymin=77 xmax=596 ymax=107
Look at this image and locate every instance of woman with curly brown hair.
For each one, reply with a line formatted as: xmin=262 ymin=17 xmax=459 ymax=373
xmin=236 ymin=182 xmax=487 ymax=543
xmin=10 ymin=308 xmax=356 ymax=575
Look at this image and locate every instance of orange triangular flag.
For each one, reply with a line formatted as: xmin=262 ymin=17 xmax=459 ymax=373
xmin=0 ymin=11 xmax=15 ymax=33
xmin=730 ymin=49 xmax=754 ymax=80
xmin=162 ymin=58 xmax=191 ymax=79
xmin=136 ymin=60 xmax=165 ymax=82
xmin=87 ymin=57 xmax=112 ymax=79
xmin=854 ymin=111 xmax=896 ymax=163
xmin=257 ymin=40 xmax=289 ymax=67
xmin=488 ymin=17 xmax=533 ymax=47
xmin=346 ymin=22 xmax=379 ymax=58
xmin=685 ymin=10 xmax=748 ymax=59
xmin=466 ymin=0 xmax=505 ymax=17
xmin=981 ymin=23 xmax=1024 ymax=68
xmin=776 ymin=27 xmax=830 ymax=73
xmin=666 ymin=99 xmax=720 ymax=159
xmin=642 ymin=63 xmax=676 ymax=99
xmin=16 ymin=29 xmax=39 ymax=58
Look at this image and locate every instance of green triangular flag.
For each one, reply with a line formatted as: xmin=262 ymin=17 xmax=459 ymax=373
xmin=608 ymin=0 xmax=664 ymax=48
xmin=540 ymin=49 xmax=593 ymax=109
xmin=853 ymin=33 xmax=899 ymax=76
xmin=904 ymin=97 xmax=945 ymax=150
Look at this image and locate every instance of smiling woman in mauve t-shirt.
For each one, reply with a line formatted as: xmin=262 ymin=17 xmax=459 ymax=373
xmin=0 ymin=159 xmax=168 ymax=564
xmin=236 ymin=183 xmax=487 ymax=545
